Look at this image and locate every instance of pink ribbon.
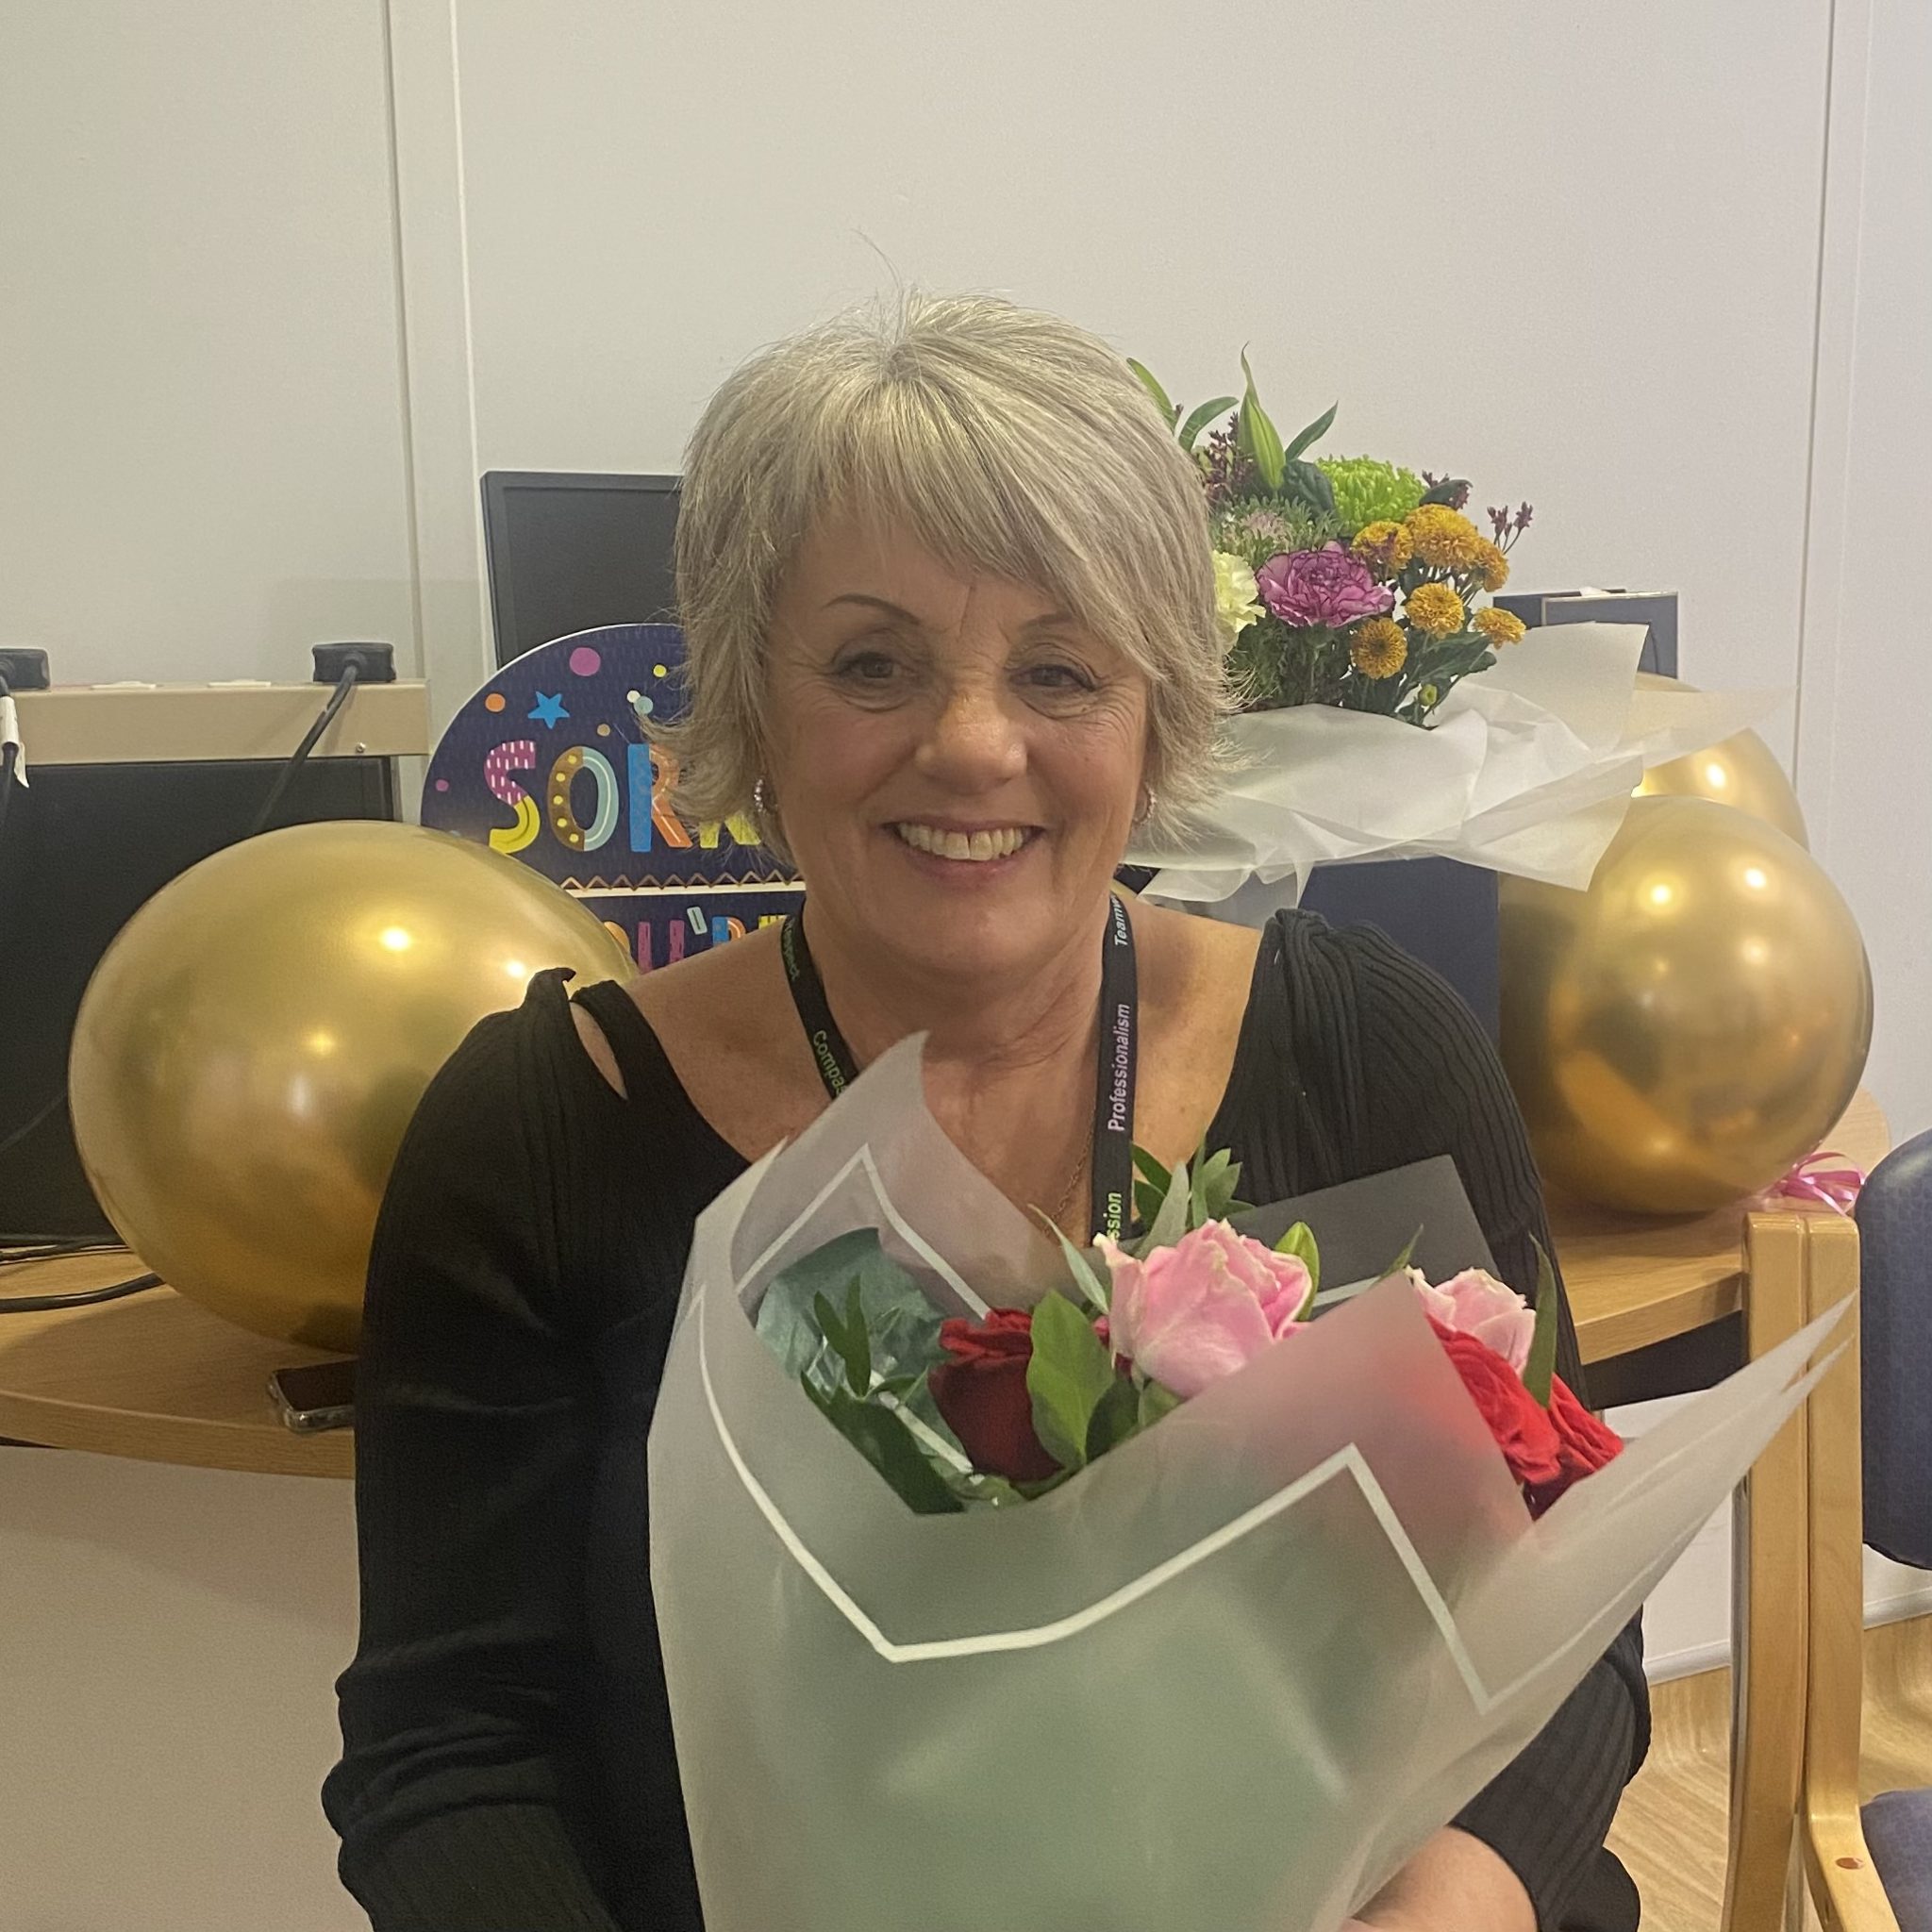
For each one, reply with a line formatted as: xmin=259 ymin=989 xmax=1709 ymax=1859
xmin=1759 ymin=1150 xmax=1866 ymax=1215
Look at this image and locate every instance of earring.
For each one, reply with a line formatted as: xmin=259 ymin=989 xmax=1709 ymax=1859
xmin=1134 ymin=786 xmax=1157 ymax=828
xmin=753 ymin=776 xmax=773 ymax=819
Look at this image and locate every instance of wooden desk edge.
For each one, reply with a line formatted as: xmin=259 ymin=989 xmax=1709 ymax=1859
xmin=1574 ymin=1268 xmax=1745 ymax=1365
xmin=0 ymin=1391 xmax=353 ymax=1480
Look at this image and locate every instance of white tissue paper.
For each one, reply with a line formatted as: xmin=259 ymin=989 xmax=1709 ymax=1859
xmin=1126 ymin=622 xmax=1784 ymax=905
xmin=649 ymin=1039 xmax=1839 ymax=1932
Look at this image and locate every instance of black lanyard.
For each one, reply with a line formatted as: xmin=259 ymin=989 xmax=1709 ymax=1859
xmin=778 ymin=896 xmax=1138 ymax=1243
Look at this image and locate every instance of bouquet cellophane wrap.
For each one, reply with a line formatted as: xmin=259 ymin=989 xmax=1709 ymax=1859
xmin=650 ymin=1041 xmax=1840 ymax=1932
xmin=1125 ymin=623 xmax=1785 ymax=903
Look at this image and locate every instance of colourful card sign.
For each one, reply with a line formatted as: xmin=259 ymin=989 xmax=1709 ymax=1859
xmin=421 ymin=624 xmax=802 ymax=972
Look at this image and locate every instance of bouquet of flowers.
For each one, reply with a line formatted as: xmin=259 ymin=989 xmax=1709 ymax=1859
xmin=1120 ymin=354 xmax=1781 ymax=902
xmin=757 ymin=1136 xmax=1619 ymax=1520
xmin=1132 ymin=356 xmax=1534 ymax=722
xmin=649 ymin=1040 xmax=1840 ymax=1932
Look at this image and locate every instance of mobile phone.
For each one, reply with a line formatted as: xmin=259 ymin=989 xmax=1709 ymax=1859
xmin=268 ymin=1358 xmax=358 ymax=1433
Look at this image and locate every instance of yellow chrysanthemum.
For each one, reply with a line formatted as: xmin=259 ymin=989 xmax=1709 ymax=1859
xmin=1405 ymin=504 xmax=1485 ymax=572
xmin=1474 ymin=605 xmax=1527 ymax=646
xmin=1472 ymin=540 xmax=1510 ymax=591
xmin=1351 ymin=520 xmax=1414 ymax=576
xmin=1405 ymin=582 xmax=1465 ymax=637
xmin=1211 ymin=550 xmax=1264 ymax=646
xmin=1350 ymin=617 xmax=1407 ymax=680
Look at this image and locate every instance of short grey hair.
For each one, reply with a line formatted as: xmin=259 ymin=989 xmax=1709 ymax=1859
xmin=659 ymin=291 xmax=1233 ymax=843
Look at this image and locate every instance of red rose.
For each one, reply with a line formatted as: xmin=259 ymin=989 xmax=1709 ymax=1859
xmin=1524 ymin=1379 xmax=1624 ymax=1518
xmin=1427 ymin=1317 xmax=1562 ymax=1492
xmin=928 ymin=1308 xmax=1060 ymax=1484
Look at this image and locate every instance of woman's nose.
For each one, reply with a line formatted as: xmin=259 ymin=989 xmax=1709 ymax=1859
xmin=911 ymin=675 xmax=1026 ymax=790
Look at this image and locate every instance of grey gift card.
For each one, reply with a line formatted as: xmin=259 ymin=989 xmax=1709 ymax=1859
xmin=1233 ymin=1156 xmax=1496 ymax=1309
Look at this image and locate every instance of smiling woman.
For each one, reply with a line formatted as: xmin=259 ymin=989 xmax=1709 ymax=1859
xmin=658 ymin=293 xmax=1234 ymax=849
xmin=325 ymin=293 xmax=1646 ymax=1932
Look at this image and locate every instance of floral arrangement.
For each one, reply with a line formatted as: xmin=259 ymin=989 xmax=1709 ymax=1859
xmin=758 ymin=1145 xmax=1619 ymax=1517
xmin=1132 ymin=356 xmax=1536 ymax=723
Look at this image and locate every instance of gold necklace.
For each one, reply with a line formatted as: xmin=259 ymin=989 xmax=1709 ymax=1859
xmin=1050 ymin=1141 xmax=1090 ymax=1238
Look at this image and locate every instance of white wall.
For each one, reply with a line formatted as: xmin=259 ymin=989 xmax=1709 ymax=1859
xmin=1793 ymin=0 xmax=1932 ymax=1144
xmin=446 ymin=0 xmax=1830 ymax=757
xmin=0 ymin=0 xmax=416 ymax=688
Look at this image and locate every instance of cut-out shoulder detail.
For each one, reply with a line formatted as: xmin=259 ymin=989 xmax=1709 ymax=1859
xmin=571 ymin=1002 xmax=626 ymax=1098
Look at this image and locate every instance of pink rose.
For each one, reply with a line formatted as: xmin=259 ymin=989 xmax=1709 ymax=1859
xmin=1255 ymin=544 xmax=1396 ymax=629
xmin=1410 ymin=1267 xmax=1536 ymax=1375
xmin=1096 ymin=1222 xmax=1313 ymax=1399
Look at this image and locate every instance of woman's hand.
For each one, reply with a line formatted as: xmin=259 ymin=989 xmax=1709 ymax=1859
xmin=1345 ymin=1826 xmax=1536 ymax=1932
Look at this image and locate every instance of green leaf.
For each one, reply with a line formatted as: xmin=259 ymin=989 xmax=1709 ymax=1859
xmin=757 ymin=1228 xmax=957 ymax=1444
xmin=1178 ymin=394 xmax=1239 ymax=450
xmin=1383 ymin=1225 xmax=1424 ymax=1275
xmin=1127 ymin=359 xmax=1180 ymax=426
xmin=1420 ymin=476 xmax=1471 ymax=506
xmin=1274 ymin=1221 xmax=1322 ymax=1299
xmin=1236 ymin=349 xmax=1286 ymax=492
xmin=1138 ymin=1379 xmax=1184 ymax=1428
xmin=1035 ymin=1210 xmax=1111 ymax=1314
xmin=811 ymin=1284 xmax=872 ymax=1396
xmin=1086 ymin=1376 xmax=1142 ymax=1460
xmin=1282 ymin=401 xmax=1339 ymax=462
xmin=1197 ymin=1146 xmax=1243 ymax=1224
xmin=946 ymin=1469 xmax=1024 ymax=1508
xmin=1523 ymin=1240 xmax=1561 ymax=1408
xmin=1138 ymin=1152 xmax=1193 ymax=1257
xmin=802 ymin=1378 xmax=964 ymax=1513
xmin=1131 ymin=1145 xmax=1173 ymax=1230
xmin=1283 ymin=458 xmax=1337 ymax=518
xmin=1026 ymin=1291 xmax=1120 ymax=1472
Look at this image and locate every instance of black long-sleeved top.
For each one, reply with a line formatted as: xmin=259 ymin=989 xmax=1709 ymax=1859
xmin=325 ymin=911 xmax=1648 ymax=1932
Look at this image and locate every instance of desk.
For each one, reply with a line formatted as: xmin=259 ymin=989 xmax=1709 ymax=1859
xmin=0 ymin=1260 xmax=352 ymax=1478
xmin=0 ymin=1091 xmax=1890 ymax=1482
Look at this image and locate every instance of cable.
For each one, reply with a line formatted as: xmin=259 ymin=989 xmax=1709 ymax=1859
xmin=0 ymin=1090 xmax=67 ymax=1162
xmin=0 ymin=1272 xmax=162 ymax=1315
xmin=251 ymin=663 xmax=358 ymax=836
xmin=0 ymin=669 xmax=21 ymax=847
xmin=1 ymin=1239 xmax=127 ymax=1263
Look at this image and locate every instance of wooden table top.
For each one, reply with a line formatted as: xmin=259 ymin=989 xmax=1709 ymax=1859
xmin=0 ymin=1091 xmax=1891 ymax=1480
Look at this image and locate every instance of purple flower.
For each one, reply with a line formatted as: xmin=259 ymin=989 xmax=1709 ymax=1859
xmin=1256 ymin=545 xmax=1396 ymax=629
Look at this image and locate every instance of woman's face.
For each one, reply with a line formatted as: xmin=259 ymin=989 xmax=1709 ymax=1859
xmin=763 ymin=516 xmax=1150 ymax=988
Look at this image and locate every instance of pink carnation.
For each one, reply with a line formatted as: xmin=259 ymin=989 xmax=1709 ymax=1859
xmin=1097 ymin=1221 xmax=1313 ymax=1400
xmin=1256 ymin=544 xmax=1395 ymax=629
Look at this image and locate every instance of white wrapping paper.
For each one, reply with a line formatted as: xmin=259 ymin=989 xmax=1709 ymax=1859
xmin=650 ymin=1040 xmax=1839 ymax=1932
xmin=1127 ymin=623 xmax=1785 ymax=903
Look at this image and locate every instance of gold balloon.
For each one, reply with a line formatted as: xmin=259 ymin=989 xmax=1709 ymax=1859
xmin=1501 ymin=796 xmax=1872 ymax=1215
xmin=1632 ymin=672 xmax=1810 ymax=848
xmin=70 ymin=823 xmax=631 ymax=1352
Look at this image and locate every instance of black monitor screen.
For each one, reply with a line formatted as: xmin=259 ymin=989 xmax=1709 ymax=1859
xmin=0 ymin=757 xmax=394 ymax=1242
xmin=482 ymin=471 xmax=680 ymax=667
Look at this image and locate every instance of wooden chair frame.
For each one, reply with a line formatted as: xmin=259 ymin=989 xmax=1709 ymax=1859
xmin=1800 ymin=1212 xmax=1902 ymax=1932
xmin=1724 ymin=1213 xmax=1815 ymax=1932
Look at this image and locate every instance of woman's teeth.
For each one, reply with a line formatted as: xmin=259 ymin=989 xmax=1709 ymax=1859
xmin=893 ymin=824 xmax=1031 ymax=862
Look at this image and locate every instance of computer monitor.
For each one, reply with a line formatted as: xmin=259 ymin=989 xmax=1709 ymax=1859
xmin=0 ymin=757 xmax=395 ymax=1242
xmin=481 ymin=471 xmax=680 ymax=667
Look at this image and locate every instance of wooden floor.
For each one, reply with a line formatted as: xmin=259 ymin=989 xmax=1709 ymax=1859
xmin=1609 ymin=1616 xmax=1932 ymax=1930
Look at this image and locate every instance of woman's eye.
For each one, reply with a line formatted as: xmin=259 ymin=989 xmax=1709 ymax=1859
xmin=1023 ymin=661 xmax=1094 ymax=692
xmin=836 ymin=650 xmax=901 ymax=684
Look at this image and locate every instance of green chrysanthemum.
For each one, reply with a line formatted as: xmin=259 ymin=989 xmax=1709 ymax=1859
xmin=1316 ymin=457 xmax=1425 ymax=534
